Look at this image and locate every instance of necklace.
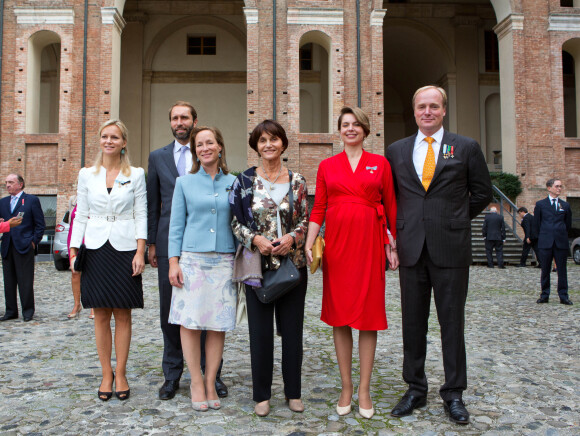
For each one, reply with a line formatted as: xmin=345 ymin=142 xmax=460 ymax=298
xmin=261 ymin=165 xmax=282 ymax=190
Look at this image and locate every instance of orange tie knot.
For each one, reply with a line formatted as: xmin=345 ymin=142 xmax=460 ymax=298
xmin=422 ymin=137 xmax=436 ymax=191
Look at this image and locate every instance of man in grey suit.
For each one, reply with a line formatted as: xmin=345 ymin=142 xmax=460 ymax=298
xmin=386 ymin=86 xmax=492 ymax=424
xmin=482 ymin=207 xmax=506 ymax=268
xmin=147 ymin=101 xmax=228 ymax=400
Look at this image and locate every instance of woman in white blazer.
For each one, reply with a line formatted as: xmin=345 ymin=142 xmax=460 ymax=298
xmin=69 ymin=120 xmax=147 ymax=402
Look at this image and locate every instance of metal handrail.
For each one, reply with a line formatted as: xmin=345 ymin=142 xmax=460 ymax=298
xmin=492 ymin=185 xmax=522 ymax=243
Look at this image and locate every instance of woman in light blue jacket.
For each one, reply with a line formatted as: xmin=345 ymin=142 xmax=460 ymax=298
xmin=168 ymin=126 xmax=236 ymax=412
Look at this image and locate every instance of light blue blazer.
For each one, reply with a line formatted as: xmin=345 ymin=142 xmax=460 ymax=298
xmin=168 ymin=168 xmax=236 ymax=258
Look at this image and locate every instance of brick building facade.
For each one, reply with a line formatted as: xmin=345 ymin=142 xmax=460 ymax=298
xmin=0 ymin=0 xmax=578 ymax=227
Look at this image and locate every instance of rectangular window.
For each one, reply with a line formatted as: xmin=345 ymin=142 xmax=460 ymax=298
xmin=484 ymin=30 xmax=499 ymax=73
xmin=300 ymin=43 xmax=313 ymax=71
xmin=187 ymin=36 xmax=216 ymax=55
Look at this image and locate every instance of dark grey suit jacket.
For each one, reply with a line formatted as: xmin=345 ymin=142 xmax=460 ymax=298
xmin=534 ymin=197 xmax=572 ymax=250
xmin=147 ymin=142 xmax=180 ymax=257
xmin=386 ymin=130 xmax=493 ymax=268
xmin=482 ymin=213 xmax=506 ymax=241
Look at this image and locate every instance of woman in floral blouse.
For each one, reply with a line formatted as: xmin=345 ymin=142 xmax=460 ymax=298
xmin=229 ymin=119 xmax=309 ymax=417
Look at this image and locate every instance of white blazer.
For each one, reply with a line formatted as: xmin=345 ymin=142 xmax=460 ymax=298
xmin=70 ymin=166 xmax=147 ymax=251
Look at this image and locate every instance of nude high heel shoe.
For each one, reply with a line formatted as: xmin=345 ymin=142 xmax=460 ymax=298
xmin=358 ymin=389 xmax=374 ymax=419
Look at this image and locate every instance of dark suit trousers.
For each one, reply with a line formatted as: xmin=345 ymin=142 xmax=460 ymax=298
xmin=519 ymin=240 xmax=539 ymax=266
xmin=158 ymin=256 xmax=184 ymax=382
xmin=245 ymin=267 xmax=307 ymax=402
xmin=399 ymin=244 xmax=469 ymax=401
xmin=539 ymin=245 xmax=569 ymax=300
xmin=485 ymin=240 xmax=504 ymax=267
xmin=2 ymin=243 xmax=35 ymax=318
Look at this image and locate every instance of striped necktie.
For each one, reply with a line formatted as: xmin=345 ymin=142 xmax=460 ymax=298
xmin=422 ymin=137 xmax=436 ymax=191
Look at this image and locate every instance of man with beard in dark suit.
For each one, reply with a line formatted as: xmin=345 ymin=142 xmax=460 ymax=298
xmin=386 ymin=86 xmax=492 ymax=425
xmin=147 ymin=101 xmax=228 ymax=400
xmin=534 ymin=178 xmax=573 ymax=305
xmin=517 ymin=207 xmax=539 ymax=267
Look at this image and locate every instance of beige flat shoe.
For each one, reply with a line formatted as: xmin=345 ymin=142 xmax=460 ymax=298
xmin=254 ymin=400 xmax=270 ymax=417
xmin=288 ymin=398 xmax=304 ymax=413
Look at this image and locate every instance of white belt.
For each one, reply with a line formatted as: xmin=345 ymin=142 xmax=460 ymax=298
xmin=89 ymin=214 xmax=134 ymax=222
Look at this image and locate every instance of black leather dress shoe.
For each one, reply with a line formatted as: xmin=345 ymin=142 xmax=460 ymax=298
xmin=0 ymin=314 xmax=17 ymax=321
xmin=215 ymin=377 xmax=228 ymax=398
xmin=536 ymin=298 xmax=549 ymax=304
xmin=560 ymin=298 xmax=573 ymax=305
xmin=390 ymin=393 xmax=427 ymax=417
xmin=158 ymin=380 xmax=179 ymax=400
xmin=23 ymin=317 xmax=33 ymax=322
xmin=444 ymin=399 xmax=470 ymax=425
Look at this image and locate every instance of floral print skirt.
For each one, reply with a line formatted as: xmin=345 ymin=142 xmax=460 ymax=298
xmin=168 ymin=251 xmax=236 ymax=332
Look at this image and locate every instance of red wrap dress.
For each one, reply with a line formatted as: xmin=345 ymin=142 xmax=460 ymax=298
xmin=310 ymin=150 xmax=397 ymax=330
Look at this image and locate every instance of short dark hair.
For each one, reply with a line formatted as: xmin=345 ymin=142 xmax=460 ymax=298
xmin=169 ymin=101 xmax=197 ymax=122
xmin=517 ymin=207 xmax=528 ymax=214
xmin=249 ymin=120 xmax=289 ymax=154
xmin=337 ymin=106 xmax=370 ymax=137
xmin=546 ymin=178 xmax=560 ymax=188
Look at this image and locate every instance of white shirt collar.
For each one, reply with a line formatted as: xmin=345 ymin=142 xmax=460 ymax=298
xmin=548 ymin=194 xmax=559 ymax=202
xmin=12 ymin=191 xmax=23 ymax=201
xmin=173 ymin=140 xmax=190 ymax=153
xmin=417 ymin=127 xmax=444 ymax=145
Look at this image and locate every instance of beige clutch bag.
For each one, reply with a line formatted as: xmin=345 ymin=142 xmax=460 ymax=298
xmin=310 ymin=235 xmax=325 ymax=274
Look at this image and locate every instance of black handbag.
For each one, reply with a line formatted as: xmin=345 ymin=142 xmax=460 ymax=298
xmin=253 ymin=172 xmax=301 ymax=304
xmin=255 ymin=255 xmax=300 ymax=304
xmin=74 ymin=244 xmax=87 ymax=272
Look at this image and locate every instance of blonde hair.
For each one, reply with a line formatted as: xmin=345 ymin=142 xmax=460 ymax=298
xmin=93 ymin=119 xmax=132 ymax=176
xmin=190 ymin=126 xmax=230 ymax=175
xmin=412 ymin=85 xmax=448 ymax=109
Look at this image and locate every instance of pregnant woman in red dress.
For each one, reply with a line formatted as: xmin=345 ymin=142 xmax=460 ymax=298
xmin=305 ymin=107 xmax=398 ymax=419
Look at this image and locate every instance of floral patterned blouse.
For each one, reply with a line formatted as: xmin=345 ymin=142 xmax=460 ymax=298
xmin=231 ymin=170 xmax=309 ymax=269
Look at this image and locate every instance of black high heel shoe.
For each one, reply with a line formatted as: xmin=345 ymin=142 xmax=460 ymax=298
xmin=98 ymin=374 xmax=114 ymax=401
xmin=115 ymin=376 xmax=130 ymax=401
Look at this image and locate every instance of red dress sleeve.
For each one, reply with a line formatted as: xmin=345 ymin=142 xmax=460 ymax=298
xmin=382 ymin=159 xmax=397 ymax=241
xmin=310 ymin=159 xmax=328 ymax=226
xmin=0 ymin=221 xmax=10 ymax=233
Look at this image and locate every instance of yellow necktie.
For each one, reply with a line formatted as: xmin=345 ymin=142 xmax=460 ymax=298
xmin=422 ymin=137 xmax=435 ymax=191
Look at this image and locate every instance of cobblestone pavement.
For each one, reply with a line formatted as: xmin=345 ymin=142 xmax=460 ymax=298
xmin=0 ymin=261 xmax=578 ymax=435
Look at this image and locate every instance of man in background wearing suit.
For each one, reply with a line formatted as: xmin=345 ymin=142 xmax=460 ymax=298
xmin=517 ymin=207 xmax=539 ymax=268
xmin=387 ymin=86 xmax=492 ymax=425
xmin=482 ymin=207 xmax=506 ymax=268
xmin=534 ymin=178 xmax=573 ymax=305
xmin=0 ymin=174 xmax=45 ymax=322
xmin=148 ymin=102 xmax=228 ymax=400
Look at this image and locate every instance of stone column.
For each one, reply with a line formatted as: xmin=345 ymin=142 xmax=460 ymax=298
xmin=120 ymin=12 xmax=147 ymax=167
xmin=454 ymin=16 xmax=480 ymax=142
xmin=244 ymin=7 xmax=259 ymax=166
xmin=370 ymin=8 xmax=386 ymax=155
xmin=494 ymin=14 xmax=524 ymax=174
xmin=100 ymin=7 xmax=126 ymax=120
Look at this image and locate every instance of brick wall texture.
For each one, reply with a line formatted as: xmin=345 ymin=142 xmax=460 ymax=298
xmin=0 ymin=0 xmax=578 ymax=220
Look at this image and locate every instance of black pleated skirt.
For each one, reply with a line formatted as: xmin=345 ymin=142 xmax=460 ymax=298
xmin=81 ymin=241 xmax=144 ymax=309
